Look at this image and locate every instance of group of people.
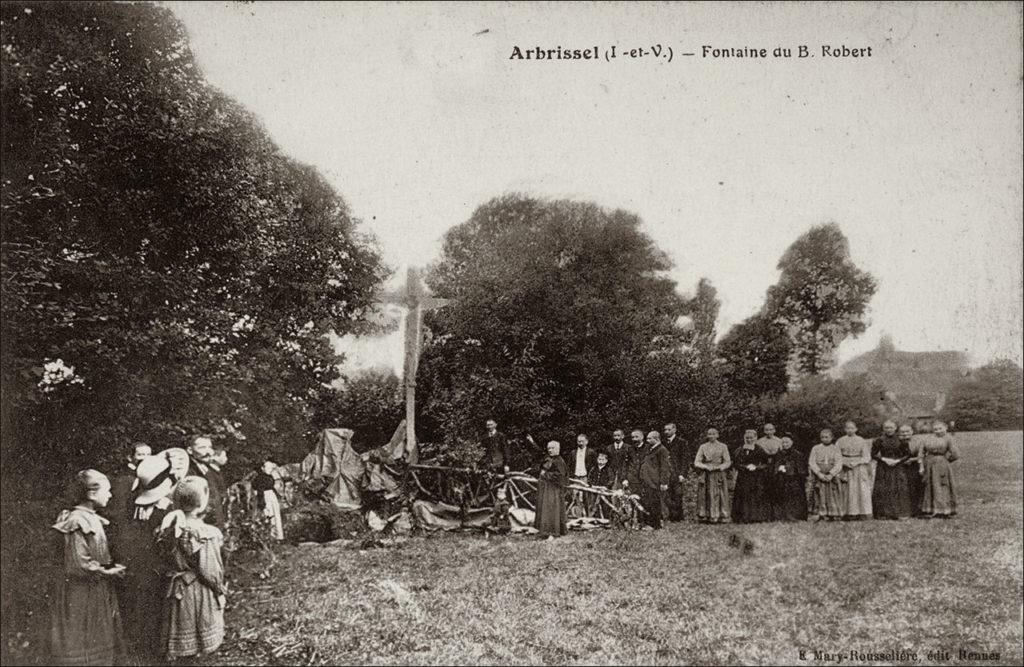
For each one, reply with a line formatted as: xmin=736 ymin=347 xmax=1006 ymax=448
xmin=48 ymin=436 xmax=277 ymax=666
xmin=478 ymin=418 xmax=962 ymax=537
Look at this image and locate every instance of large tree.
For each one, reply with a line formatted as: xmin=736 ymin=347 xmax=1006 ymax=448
xmin=1 ymin=3 xmax=385 ymax=485
xmin=766 ymin=223 xmax=877 ymax=376
xmin=417 ymin=195 xmax=689 ymax=459
xmin=942 ymin=359 xmax=1024 ymax=431
xmin=717 ymin=311 xmax=791 ymax=399
xmin=684 ymin=277 xmax=720 ymax=363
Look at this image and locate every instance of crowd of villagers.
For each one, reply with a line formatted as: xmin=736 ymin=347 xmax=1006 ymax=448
xmin=476 ymin=418 xmax=962 ymax=539
xmin=48 ymin=416 xmax=961 ymax=665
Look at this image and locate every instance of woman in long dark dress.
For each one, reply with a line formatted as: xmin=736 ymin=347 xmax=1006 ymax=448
xmin=772 ymin=436 xmax=807 ymax=521
xmin=872 ymin=420 xmax=914 ymax=519
xmin=534 ymin=440 xmax=568 ymax=537
xmin=732 ymin=430 xmax=770 ymax=523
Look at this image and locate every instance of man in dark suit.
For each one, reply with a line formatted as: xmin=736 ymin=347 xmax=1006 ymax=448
xmin=623 ymin=429 xmax=646 ymax=491
xmin=186 ymin=435 xmax=226 ymax=528
xmin=663 ymin=423 xmax=688 ymax=521
xmin=639 ymin=431 xmax=673 ymax=529
xmin=480 ymin=419 xmax=511 ymax=473
xmin=605 ymin=429 xmax=633 ymax=488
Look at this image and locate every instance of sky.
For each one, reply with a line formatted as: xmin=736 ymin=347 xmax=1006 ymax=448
xmin=165 ymin=1 xmax=1023 ymax=373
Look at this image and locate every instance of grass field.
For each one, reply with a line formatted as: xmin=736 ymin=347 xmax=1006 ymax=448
xmin=3 ymin=431 xmax=1022 ymax=665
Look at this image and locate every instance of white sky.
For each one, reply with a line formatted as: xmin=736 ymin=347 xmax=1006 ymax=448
xmin=166 ymin=1 xmax=1023 ymax=373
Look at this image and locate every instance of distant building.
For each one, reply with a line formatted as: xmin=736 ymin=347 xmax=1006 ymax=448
xmin=837 ymin=335 xmax=972 ymax=432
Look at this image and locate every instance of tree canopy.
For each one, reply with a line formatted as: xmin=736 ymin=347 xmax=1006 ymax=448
xmin=418 ymin=195 xmax=689 ymax=457
xmin=942 ymin=359 xmax=1024 ymax=431
xmin=717 ymin=311 xmax=792 ymax=399
xmin=1 ymin=2 xmax=385 ymax=485
xmin=766 ymin=223 xmax=877 ymax=376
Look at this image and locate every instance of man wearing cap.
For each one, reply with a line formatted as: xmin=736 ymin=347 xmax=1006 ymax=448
xmin=187 ymin=436 xmax=226 ymax=528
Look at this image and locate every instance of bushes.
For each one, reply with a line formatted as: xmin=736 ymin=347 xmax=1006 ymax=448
xmin=758 ymin=375 xmax=886 ymax=451
xmin=942 ymin=359 xmax=1023 ymax=431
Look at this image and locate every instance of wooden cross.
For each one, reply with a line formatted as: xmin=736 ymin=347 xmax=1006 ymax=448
xmin=378 ymin=267 xmax=451 ymax=462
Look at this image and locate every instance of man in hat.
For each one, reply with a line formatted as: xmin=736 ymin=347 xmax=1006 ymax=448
xmin=187 ymin=436 xmax=226 ymax=528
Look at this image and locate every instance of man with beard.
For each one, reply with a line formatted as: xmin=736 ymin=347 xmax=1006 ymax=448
xmin=186 ymin=435 xmax=226 ymax=528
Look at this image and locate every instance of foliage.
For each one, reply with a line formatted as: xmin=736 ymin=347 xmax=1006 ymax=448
xmin=758 ymin=374 xmax=887 ymax=450
xmin=717 ymin=312 xmax=792 ymax=400
xmin=942 ymin=359 xmax=1024 ymax=431
xmin=683 ymin=277 xmax=719 ymax=364
xmin=417 ymin=195 xmax=689 ymax=458
xmin=766 ymin=223 xmax=877 ymax=376
xmin=0 ymin=2 xmax=385 ymax=489
xmin=319 ymin=369 xmax=404 ymax=452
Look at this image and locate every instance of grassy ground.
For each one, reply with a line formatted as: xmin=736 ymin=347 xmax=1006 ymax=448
xmin=3 ymin=431 xmax=1022 ymax=665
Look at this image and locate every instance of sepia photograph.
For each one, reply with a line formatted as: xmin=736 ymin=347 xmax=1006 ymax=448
xmin=1 ymin=1 xmax=1022 ymax=665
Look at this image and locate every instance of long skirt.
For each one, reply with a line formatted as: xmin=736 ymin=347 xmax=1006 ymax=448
xmin=51 ymin=577 xmax=123 ymax=666
xmin=841 ymin=464 xmax=873 ymax=518
xmin=120 ymin=569 xmax=165 ymax=659
xmin=872 ymin=463 xmax=914 ymax=519
xmin=776 ymin=476 xmax=807 ymax=521
xmin=163 ymin=579 xmax=225 ymax=658
xmin=920 ymin=455 xmax=957 ymax=516
xmin=810 ymin=477 xmax=844 ymax=518
xmin=696 ymin=470 xmax=730 ymax=523
xmin=534 ymin=479 xmax=567 ymax=536
xmin=262 ymin=490 xmax=285 ymax=540
xmin=732 ymin=470 xmax=769 ymax=523
xmin=908 ymin=467 xmax=925 ymax=515
xmin=765 ymin=472 xmax=786 ymax=521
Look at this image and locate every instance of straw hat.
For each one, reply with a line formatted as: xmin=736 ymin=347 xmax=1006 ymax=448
xmin=134 ymin=447 xmax=189 ymax=505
